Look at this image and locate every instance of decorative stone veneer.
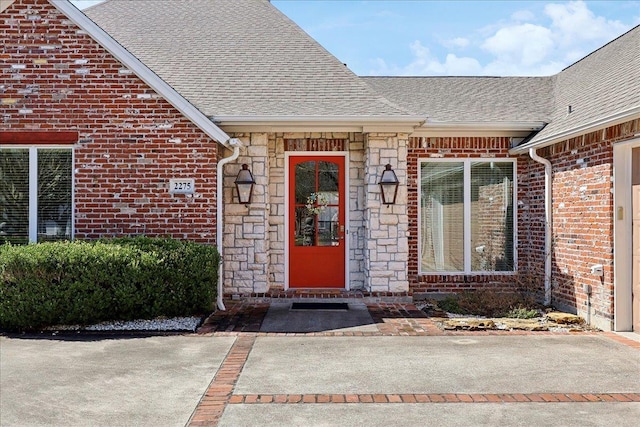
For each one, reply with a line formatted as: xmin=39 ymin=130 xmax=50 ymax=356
xmin=363 ymin=133 xmax=410 ymax=293
xmin=221 ymin=133 xmax=269 ymax=294
xmin=221 ymin=132 xmax=409 ymax=295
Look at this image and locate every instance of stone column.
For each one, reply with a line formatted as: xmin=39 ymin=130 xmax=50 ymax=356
xmin=268 ymin=133 xmax=286 ymax=287
xmin=363 ymin=133 xmax=409 ymax=292
xmin=223 ymin=133 xmax=269 ymax=295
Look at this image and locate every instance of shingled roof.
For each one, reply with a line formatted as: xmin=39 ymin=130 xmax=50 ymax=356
xmin=84 ymin=0 xmax=413 ymax=119
xmin=364 ymin=24 xmax=639 ymax=145
xmin=85 ymin=0 xmax=639 ymax=145
xmin=362 ymin=76 xmax=553 ymax=124
xmin=519 ymin=24 xmax=640 ymax=150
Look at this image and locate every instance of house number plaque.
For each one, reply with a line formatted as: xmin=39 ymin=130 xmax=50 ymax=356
xmin=169 ymin=178 xmax=195 ymax=194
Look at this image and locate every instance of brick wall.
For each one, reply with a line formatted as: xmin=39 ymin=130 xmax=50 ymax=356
xmin=1 ymin=0 xmax=219 ymax=243
xmin=407 ymin=136 xmax=528 ymax=294
xmin=406 ymin=124 xmax=637 ymax=328
xmin=531 ymin=120 xmax=639 ymax=325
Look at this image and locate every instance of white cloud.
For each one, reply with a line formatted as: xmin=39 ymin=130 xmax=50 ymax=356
xmin=511 ymin=10 xmax=536 ymax=22
xmin=481 ymin=23 xmax=554 ymax=67
xmin=443 ymin=37 xmax=470 ymax=49
xmin=370 ymin=40 xmax=482 ymax=76
xmin=369 ymin=0 xmax=634 ymax=76
xmin=545 ymin=1 xmax=629 ymax=43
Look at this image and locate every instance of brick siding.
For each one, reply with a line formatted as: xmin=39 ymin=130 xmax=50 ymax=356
xmin=531 ymin=120 xmax=639 ymax=324
xmin=1 ymin=0 xmax=219 ymax=243
xmin=407 ymin=123 xmax=638 ymax=328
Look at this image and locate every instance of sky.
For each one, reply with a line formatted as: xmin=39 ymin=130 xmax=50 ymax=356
xmin=72 ymin=0 xmax=640 ymax=77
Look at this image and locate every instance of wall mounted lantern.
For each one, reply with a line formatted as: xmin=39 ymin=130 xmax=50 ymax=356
xmin=234 ymin=164 xmax=255 ymax=205
xmin=379 ymin=164 xmax=399 ymax=205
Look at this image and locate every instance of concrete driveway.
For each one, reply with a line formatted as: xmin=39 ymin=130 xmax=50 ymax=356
xmin=1 ymin=334 xmax=234 ymax=426
xmin=221 ymin=334 xmax=640 ymax=427
xmin=1 ymin=316 xmax=639 ymax=426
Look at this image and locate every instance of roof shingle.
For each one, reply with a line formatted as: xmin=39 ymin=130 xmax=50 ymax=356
xmin=362 ymin=76 xmax=553 ymax=123
xmin=85 ymin=0 xmax=411 ymax=118
xmin=529 ymin=25 xmax=640 ymax=144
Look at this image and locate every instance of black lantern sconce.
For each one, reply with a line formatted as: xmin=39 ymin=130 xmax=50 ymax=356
xmin=379 ymin=164 xmax=399 ymax=205
xmin=234 ymin=164 xmax=256 ymax=205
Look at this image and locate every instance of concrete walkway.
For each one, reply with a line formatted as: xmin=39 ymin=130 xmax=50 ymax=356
xmin=1 ymin=302 xmax=639 ymax=426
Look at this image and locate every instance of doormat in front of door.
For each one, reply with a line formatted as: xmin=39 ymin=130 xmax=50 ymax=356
xmin=290 ymin=302 xmax=349 ymax=311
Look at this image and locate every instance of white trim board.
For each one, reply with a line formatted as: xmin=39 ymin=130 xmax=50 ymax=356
xmin=613 ymin=137 xmax=640 ymax=331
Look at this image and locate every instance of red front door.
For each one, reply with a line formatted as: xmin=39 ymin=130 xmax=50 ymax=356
xmin=288 ymin=155 xmax=346 ymax=288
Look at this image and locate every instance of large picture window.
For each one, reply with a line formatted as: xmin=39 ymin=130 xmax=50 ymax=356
xmin=0 ymin=147 xmax=73 ymax=244
xmin=419 ymin=159 xmax=515 ymax=274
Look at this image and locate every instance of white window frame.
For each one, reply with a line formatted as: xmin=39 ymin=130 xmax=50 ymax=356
xmin=1 ymin=145 xmax=75 ymax=243
xmin=418 ymin=158 xmax=518 ymax=275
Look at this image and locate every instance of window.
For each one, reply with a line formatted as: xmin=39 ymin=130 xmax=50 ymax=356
xmin=419 ymin=159 xmax=515 ymax=274
xmin=0 ymin=147 xmax=73 ymax=244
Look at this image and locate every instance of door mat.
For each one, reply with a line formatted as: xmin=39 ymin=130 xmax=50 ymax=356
xmin=290 ymin=302 xmax=349 ymax=311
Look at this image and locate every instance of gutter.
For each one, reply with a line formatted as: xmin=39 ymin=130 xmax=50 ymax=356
xmin=212 ymin=115 xmax=426 ymax=124
xmin=528 ymin=148 xmax=553 ymax=306
xmin=215 ymin=138 xmax=244 ymax=311
xmin=420 ymin=121 xmax=546 ymax=132
xmin=511 ymin=105 xmax=640 ymax=155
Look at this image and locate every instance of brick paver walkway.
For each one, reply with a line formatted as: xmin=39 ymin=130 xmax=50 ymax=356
xmin=189 ymin=301 xmax=640 ymax=426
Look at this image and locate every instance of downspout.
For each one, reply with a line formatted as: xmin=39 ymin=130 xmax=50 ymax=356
xmin=216 ymin=138 xmax=243 ymax=310
xmin=528 ymin=148 xmax=552 ymax=306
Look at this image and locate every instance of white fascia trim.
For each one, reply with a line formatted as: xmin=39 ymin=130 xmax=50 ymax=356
xmin=213 ymin=115 xmax=426 ymax=124
xmin=412 ymin=128 xmax=535 ymax=138
xmin=50 ymin=0 xmax=231 ymax=147
xmin=510 ymin=106 xmax=640 ymax=155
xmin=422 ymin=121 xmax=547 ymax=132
xmin=214 ymin=115 xmax=424 ymax=134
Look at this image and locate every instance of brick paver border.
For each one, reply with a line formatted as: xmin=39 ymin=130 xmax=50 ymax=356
xmin=603 ymin=332 xmax=640 ymax=350
xmin=187 ymin=336 xmax=256 ymax=426
xmin=227 ymin=393 xmax=640 ymax=404
xmin=190 ymin=303 xmax=640 ymax=426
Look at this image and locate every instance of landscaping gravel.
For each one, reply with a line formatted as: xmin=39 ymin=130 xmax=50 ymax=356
xmin=45 ymin=316 xmax=204 ymax=332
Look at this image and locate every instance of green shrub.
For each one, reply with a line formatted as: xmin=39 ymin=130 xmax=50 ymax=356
xmin=437 ymin=296 xmax=462 ymax=314
xmin=0 ymin=237 xmax=219 ymax=331
xmin=436 ymin=290 xmax=539 ymax=318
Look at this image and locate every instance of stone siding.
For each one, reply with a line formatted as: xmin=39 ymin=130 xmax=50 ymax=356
xmin=364 ymin=133 xmax=409 ymax=292
xmin=221 ymin=132 xmax=409 ymax=295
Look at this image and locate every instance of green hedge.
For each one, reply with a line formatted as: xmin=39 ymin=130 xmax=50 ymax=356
xmin=0 ymin=237 xmax=219 ymax=331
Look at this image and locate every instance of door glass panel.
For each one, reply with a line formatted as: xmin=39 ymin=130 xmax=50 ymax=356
xmin=318 ymin=206 xmax=339 ymax=246
xmin=295 ymin=207 xmax=316 ymax=246
xmin=318 ymin=161 xmax=338 ymax=190
xmin=293 ymin=159 xmax=340 ymax=247
xmin=295 ymin=161 xmax=315 ymax=204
